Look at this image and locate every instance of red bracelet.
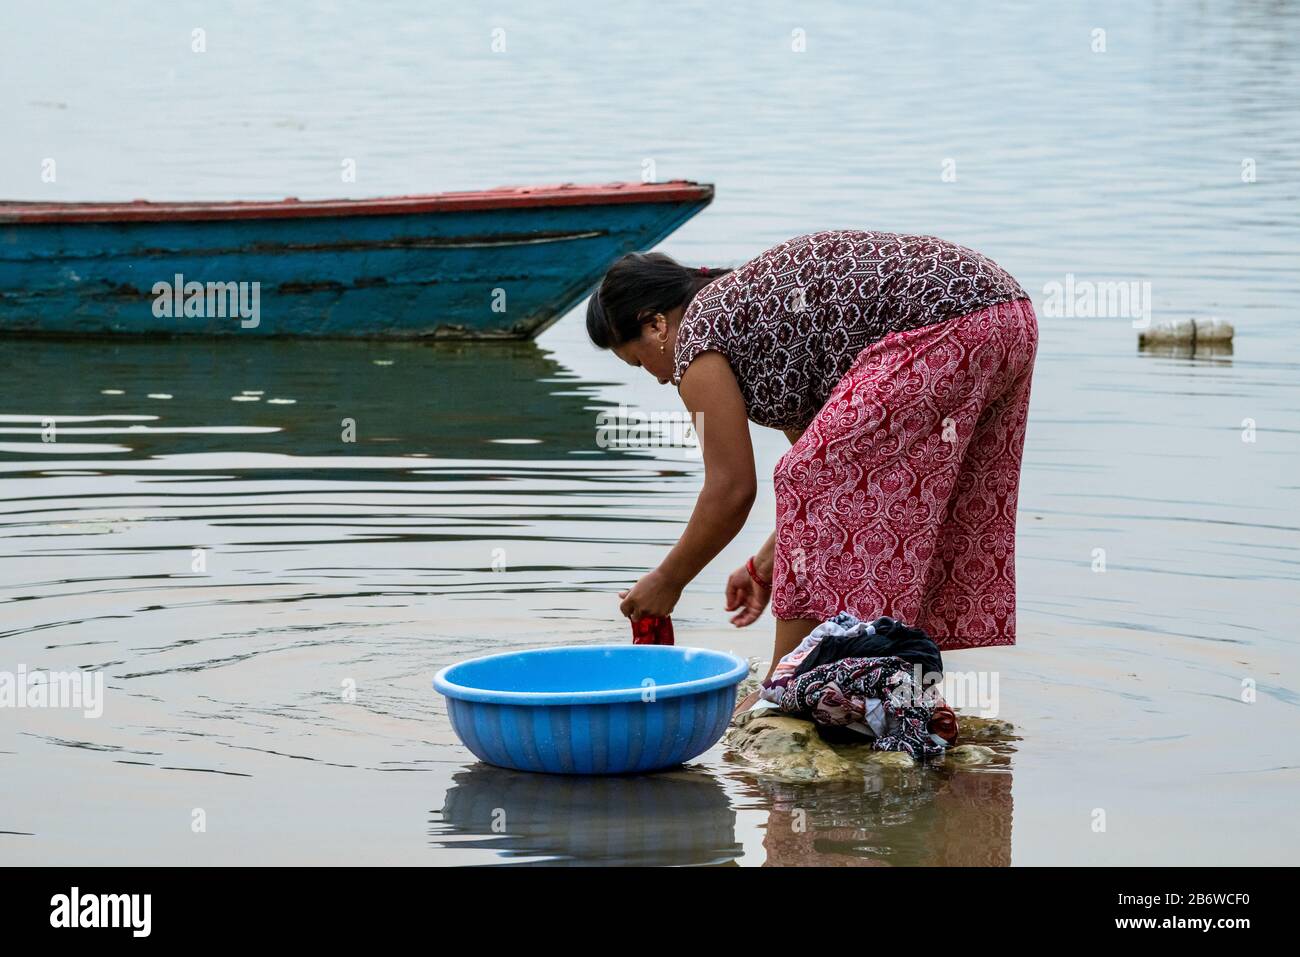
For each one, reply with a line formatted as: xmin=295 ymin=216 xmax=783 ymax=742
xmin=746 ymin=556 xmax=771 ymax=589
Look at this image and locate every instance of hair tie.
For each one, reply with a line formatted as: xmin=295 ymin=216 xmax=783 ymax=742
xmin=698 ymin=266 xmax=709 ymax=275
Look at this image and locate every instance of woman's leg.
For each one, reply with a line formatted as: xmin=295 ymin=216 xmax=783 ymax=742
xmin=769 ymin=617 xmax=821 ymax=681
xmin=732 ymin=615 xmax=820 ymax=716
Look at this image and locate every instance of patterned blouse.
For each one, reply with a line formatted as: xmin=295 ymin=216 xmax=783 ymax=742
xmin=671 ymin=230 xmax=1028 ymax=430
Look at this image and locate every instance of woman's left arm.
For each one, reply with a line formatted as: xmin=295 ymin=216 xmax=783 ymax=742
xmin=619 ymin=351 xmax=757 ymax=620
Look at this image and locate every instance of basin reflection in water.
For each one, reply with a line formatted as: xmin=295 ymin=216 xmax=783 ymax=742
xmin=433 ymin=765 xmax=742 ymax=866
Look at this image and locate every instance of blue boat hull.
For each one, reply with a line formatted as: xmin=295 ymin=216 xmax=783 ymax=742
xmin=0 ymin=186 xmax=712 ymax=339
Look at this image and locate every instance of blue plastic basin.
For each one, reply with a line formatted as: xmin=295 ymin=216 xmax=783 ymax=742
xmin=433 ymin=645 xmax=748 ymax=775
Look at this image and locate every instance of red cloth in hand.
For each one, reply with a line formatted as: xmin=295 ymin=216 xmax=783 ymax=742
xmin=631 ymin=615 xmax=675 ymax=645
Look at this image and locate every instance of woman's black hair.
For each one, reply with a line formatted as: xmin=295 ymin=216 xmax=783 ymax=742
xmin=586 ymin=252 xmax=732 ymax=349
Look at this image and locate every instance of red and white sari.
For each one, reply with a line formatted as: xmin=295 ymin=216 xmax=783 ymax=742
xmin=771 ymin=298 xmax=1038 ymax=649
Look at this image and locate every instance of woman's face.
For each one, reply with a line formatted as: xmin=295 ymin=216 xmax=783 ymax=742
xmin=612 ymin=314 xmax=677 ymax=385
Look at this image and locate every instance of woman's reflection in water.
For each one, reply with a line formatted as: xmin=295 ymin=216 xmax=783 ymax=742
xmin=759 ymin=765 xmax=1014 ymax=866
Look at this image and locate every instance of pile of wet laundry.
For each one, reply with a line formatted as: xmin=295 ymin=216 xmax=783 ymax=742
xmin=757 ymin=612 xmax=959 ymax=758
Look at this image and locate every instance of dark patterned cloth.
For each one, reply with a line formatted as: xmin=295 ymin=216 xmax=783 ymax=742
xmin=672 ymin=230 xmax=1028 ymax=430
xmin=792 ymin=614 xmax=943 ymax=682
xmin=778 ymin=655 xmax=948 ymax=758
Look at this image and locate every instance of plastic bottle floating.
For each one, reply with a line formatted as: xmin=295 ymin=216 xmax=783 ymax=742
xmin=1138 ymin=319 xmax=1234 ymax=346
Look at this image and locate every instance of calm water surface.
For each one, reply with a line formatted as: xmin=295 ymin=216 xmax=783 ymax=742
xmin=2 ymin=1 xmax=1297 ymax=865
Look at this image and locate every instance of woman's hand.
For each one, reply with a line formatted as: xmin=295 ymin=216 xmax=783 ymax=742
xmin=724 ymin=564 xmax=770 ymax=627
xmin=619 ymin=569 xmax=682 ymax=621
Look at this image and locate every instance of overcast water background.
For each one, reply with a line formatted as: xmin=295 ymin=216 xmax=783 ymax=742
xmin=2 ymin=1 xmax=1298 ymax=865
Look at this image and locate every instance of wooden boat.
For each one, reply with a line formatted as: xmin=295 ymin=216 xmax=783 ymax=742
xmin=0 ymin=181 xmax=713 ymax=339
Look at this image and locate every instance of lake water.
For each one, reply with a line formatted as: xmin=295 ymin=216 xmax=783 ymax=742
xmin=2 ymin=1 xmax=1298 ymax=865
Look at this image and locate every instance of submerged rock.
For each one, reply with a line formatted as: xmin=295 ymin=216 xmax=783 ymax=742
xmin=724 ymin=706 xmax=1015 ymax=781
xmin=943 ymin=744 xmax=996 ymax=766
xmin=953 ymin=717 xmax=1016 ymax=742
xmin=723 ymin=712 xmax=909 ymax=780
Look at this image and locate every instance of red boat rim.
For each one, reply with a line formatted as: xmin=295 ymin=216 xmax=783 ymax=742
xmin=0 ymin=180 xmax=714 ymax=225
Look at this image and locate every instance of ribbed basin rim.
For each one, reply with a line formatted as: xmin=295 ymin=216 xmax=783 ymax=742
xmin=433 ymin=644 xmax=749 ymax=706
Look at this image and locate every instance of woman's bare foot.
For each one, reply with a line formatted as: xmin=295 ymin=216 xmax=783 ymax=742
xmin=733 ymin=689 xmax=761 ymax=718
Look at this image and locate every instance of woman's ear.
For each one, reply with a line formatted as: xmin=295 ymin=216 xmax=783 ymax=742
xmin=634 ymin=309 xmax=658 ymax=340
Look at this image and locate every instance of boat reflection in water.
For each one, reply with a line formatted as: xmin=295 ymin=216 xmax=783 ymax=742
xmin=0 ymin=336 xmax=616 ymax=465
